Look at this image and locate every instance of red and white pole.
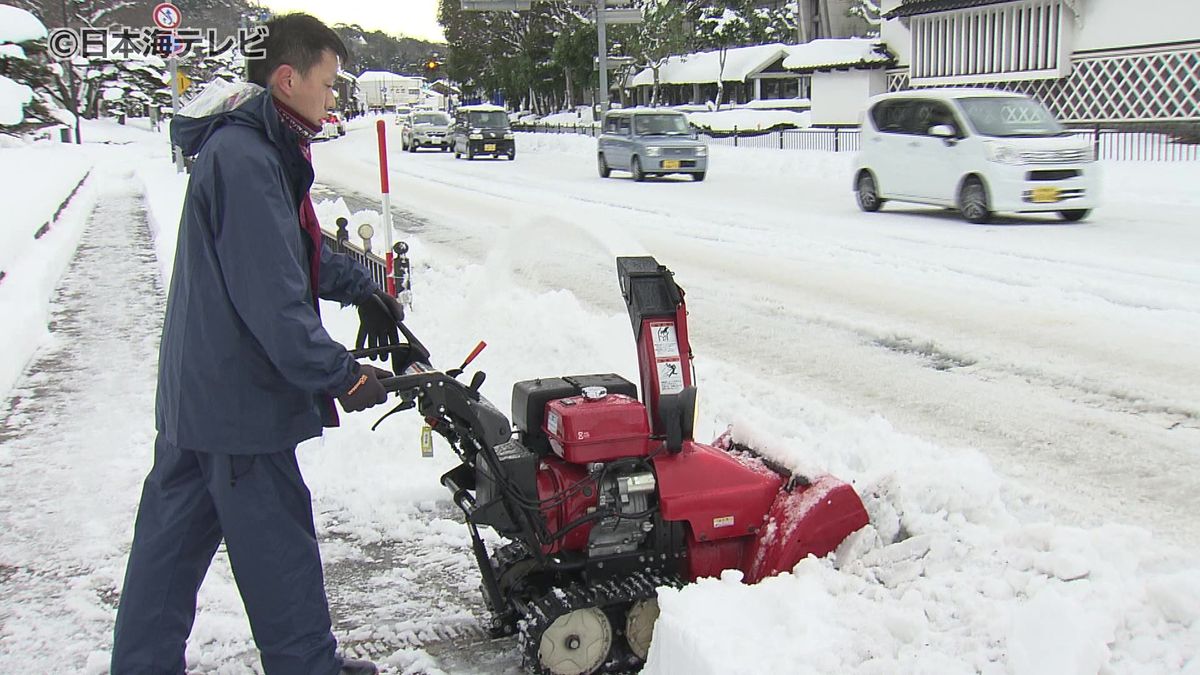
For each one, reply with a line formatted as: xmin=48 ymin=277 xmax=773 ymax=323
xmin=376 ymin=119 xmax=396 ymax=296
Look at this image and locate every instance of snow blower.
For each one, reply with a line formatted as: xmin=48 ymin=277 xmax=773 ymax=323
xmin=366 ymin=256 xmax=869 ymax=675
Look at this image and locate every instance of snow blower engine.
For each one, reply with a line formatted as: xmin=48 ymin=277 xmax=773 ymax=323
xmin=370 ymin=256 xmax=869 ymax=675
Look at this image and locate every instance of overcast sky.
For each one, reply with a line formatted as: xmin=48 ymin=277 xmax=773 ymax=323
xmin=257 ymin=0 xmax=446 ymax=43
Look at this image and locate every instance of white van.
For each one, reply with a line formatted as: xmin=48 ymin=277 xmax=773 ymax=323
xmin=853 ymin=89 xmax=1098 ymax=223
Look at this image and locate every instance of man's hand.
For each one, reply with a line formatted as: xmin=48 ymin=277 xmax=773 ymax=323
xmin=356 ymin=290 xmax=406 ymax=363
xmin=337 ymin=364 xmax=391 ymax=413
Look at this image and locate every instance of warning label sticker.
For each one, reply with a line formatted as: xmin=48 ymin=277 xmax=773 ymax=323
xmin=650 ymin=322 xmax=679 ymax=358
xmin=657 ymin=358 xmax=684 ymax=394
xmin=713 ymin=516 xmax=735 ymax=529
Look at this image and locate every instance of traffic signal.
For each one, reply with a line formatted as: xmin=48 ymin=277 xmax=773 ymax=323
xmin=424 ymin=59 xmax=440 ymax=78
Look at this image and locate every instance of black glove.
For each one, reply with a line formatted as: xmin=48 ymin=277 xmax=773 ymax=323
xmin=337 ymin=364 xmax=391 ymax=413
xmin=356 ymin=289 xmax=405 ymax=363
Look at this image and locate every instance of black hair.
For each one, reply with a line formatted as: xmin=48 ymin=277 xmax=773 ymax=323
xmin=247 ymin=13 xmax=349 ymax=88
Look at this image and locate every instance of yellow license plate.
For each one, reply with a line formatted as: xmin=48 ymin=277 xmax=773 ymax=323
xmin=1031 ymin=187 xmax=1062 ymax=203
xmin=484 ymin=143 xmax=496 ymax=152
xmin=661 ymin=160 xmax=681 ymax=169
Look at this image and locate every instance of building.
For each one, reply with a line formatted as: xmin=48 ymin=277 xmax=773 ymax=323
xmin=355 ymin=71 xmax=425 ymax=111
xmin=879 ymin=0 xmax=1200 ymax=124
xmin=627 ymin=39 xmax=893 ymax=124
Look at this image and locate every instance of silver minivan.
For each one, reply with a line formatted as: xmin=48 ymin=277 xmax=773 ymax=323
xmin=597 ymin=110 xmax=709 ymax=182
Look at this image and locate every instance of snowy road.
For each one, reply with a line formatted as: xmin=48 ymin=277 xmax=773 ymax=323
xmin=3 ymin=117 xmax=1197 ymax=673
xmin=313 ymin=124 xmax=1200 ymax=551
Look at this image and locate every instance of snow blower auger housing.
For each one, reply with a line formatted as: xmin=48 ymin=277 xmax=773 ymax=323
xmin=368 ymin=256 xmax=869 ymax=675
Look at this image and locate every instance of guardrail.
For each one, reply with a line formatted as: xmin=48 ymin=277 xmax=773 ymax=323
xmin=512 ymin=122 xmax=1199 ymax=161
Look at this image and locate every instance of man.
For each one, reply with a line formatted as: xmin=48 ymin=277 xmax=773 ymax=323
xmin=111 ymin=14 xmax=402 ymax=675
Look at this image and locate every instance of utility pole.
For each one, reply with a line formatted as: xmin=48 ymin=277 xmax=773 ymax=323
xmin=596 ymin=0 xmax=608 ymax=115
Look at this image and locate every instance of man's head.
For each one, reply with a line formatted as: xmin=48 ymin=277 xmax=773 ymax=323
xmin=248 ymin=13 xmax=348 ymax=126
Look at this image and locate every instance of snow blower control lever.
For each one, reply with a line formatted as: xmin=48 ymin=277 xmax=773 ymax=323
xmin=355 ymin=257 xmax=869 ymax=675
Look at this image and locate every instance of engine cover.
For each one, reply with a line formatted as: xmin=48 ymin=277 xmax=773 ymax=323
xmin=545 ymin=393 xmax=650 ymax=463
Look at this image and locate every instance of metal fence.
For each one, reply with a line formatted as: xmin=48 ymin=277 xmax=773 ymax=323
xmin=512 ymin=122 xmax=1199 ymax=161
xmin=321 ymin=220 xmax=388 ymax=291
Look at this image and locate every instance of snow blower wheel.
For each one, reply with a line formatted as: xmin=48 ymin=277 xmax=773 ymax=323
xmin=536 ymin=607 xmax=613 ymax=675
xmin=624 ymin=597 xmax=660 ymax=661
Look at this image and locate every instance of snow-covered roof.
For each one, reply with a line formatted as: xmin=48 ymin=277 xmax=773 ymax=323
xmin=630 ymin=43 xmax=789 ymax=87
xmin=630 ymin=40 xmax=891 ymax=87
xmin=781 ymin=38 xmax=892 ymax=72
xmin=356 ymin=71 xmax=422 ymax=83
xmin=0 ymin=5 xmax=48 ymax=45
xmin=458 ymin=103 xmax=506 ymax=112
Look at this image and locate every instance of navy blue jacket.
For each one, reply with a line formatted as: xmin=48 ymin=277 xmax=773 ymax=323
xmin=158 ymin=90 xmax=377 ymax=454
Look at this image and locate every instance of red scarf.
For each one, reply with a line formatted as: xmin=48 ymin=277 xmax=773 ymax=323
xmin=275 ymin=98 xmax=340 ymax=426
xmin=274 ymin=98 xmax=323 ymax=308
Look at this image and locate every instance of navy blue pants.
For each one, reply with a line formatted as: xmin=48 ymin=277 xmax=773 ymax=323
xmin=111 ymin=434 xmax=341 ymax=674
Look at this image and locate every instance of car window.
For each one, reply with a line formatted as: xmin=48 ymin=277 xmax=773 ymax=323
xmin=604 ymin=115 xmax=621 ymax=133
xmin=870 ymin=100 xmax=917 ymax=134
xmin=616 ymin=116 xmax=631 ymax=136
xmin=909 ymin=101 xmax=960 ymax=136
xmin=633 ymin=114 xmax=689 ymax=136
xmin=956 ymin=96 xmax=1066 ymax=137
xmin=467 ymin=111 xmax=509 ymax=128
xmin=413 ymin=113 xmax=449 ymax=125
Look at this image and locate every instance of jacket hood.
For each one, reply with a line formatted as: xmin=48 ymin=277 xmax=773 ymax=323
xmin=171 ymin=80 xmax=283 ymax=156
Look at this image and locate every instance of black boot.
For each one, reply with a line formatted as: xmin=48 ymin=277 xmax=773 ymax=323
xmin=340 ymin=658 xmax=378 ymax=674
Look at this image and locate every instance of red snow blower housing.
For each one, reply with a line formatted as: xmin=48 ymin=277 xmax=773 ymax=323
xmin=370 ymin=256 xmax=869 ymax=675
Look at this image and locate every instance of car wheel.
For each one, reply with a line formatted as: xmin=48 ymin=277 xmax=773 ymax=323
xmin=632 ymin=156 xmax=645 ymax=182
xmin=1058 ymin=209 xmax=1090 ymax=222
xmin=856 ymin=171 xmax=883 ymax=212
xmin=507 ymin=149 xmax=516 ymax=160
xmin=598 ymin=153 xmax=611 ymax=178
xmin=959 ymin=177 xmax=992 ymax=224
xmin=466 ymin=145 xmax=475 ymax=160
xmin=690 ymin=171 xmax=706 ymax=182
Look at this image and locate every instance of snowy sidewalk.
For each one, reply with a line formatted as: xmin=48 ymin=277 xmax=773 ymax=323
xmin=0 ymin=172 xmax=164 ymax=671
xmin=0 ymin=168 xmax=516 ymax=674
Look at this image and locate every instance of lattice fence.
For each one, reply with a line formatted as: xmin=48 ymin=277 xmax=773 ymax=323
xmin=888 ymin=43 xmax=1200 ymax=123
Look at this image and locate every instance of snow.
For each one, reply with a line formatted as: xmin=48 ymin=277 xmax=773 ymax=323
xmin=0 ymin=74 xmax=34 ymax=125
xmin=1 ymin=112 xmax=1199 ymax=673
xmin=781 ymin=37 xmax=892 ymax=71
xmin=630 ymin=39 xmax=891 ymax=87
xmin=631 ymin=43 xmax=790 ymax=87
xmin=0 ymin=43 xmax=26 ymax=60
xmin=0 ymin=5 xmax=48 ymax=45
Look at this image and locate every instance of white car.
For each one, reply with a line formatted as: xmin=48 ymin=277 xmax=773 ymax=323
xmin=853 ymin=89 xmax=1098 ymax=223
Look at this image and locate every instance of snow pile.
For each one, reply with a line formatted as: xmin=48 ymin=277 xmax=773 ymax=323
xmin=0 ymin=145 xmax=93 ymax=396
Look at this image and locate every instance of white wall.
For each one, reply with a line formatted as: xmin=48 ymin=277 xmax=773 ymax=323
xmin=880 ymin=0 xmax=1200 ymax=67
xmin=1074 ymin=0 xmax=1200 ymax=52
xmin=880 ymin=0 xmax=911 ymax=65
xmin=811 ymin=69 xmax=886 ymax=125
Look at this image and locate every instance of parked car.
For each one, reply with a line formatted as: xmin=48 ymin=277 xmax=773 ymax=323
xmin=401 ymin=110 xmax=452 ymax=152
xmin=451 ymin=104 xmax=515 ymax=160
xmin=597 ymin=109 xmax=708 ymax=181
xmin=315 ymin=112 xmax=345 ymax=140
xmin=853 ymin=89 xmax=1098 ymax=223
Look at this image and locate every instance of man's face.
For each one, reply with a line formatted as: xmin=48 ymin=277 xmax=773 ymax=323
xmin=275 ymin=49 xmax=339 ymax=126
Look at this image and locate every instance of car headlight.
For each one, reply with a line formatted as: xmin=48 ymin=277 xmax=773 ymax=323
xmin=469 ymin=133 xmax=483 ymax=140
xmin=504 ymin=132 xmax=514 ymax=140
xmin=646 ymin=146 xmax=663 ymax=156
xmin=984 ymin=141 xmax=1023 ymax=165
xmin=694 ymin=146 xmax=707 ymax=157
